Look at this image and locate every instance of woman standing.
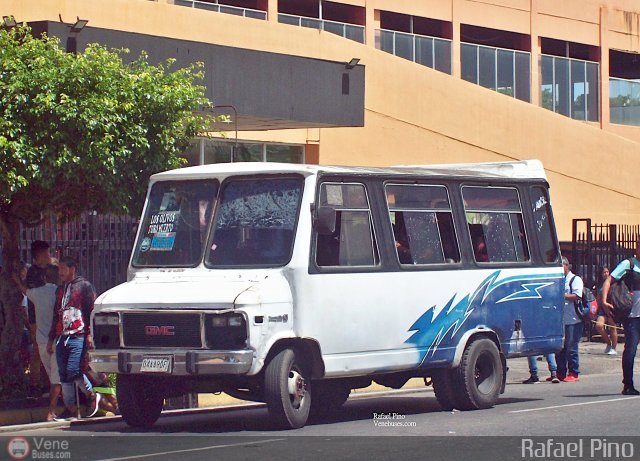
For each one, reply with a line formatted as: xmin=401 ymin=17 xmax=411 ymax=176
xmin=595 ymin=266 xmax=618 ymax=355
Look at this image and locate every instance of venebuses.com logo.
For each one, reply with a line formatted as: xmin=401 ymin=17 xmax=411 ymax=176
xmin=6 ymin=437 xmax=30 ymax=460
xmin=6 ymin=437 xmax=71 ymax=459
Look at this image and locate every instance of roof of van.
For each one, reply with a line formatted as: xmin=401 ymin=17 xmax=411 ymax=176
xmin=151 ymin=159 xmax=547 ymax=181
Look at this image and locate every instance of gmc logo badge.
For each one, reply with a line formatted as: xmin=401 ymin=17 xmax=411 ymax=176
xmin=144 ymin=326 xmax=175 ymax=336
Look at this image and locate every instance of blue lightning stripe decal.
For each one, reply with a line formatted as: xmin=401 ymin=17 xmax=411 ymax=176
xmin=482 ymin=272 xmax=563 ymax=302
xmin=406 ymin=271 xmax=500 ymax=364
xmin=405 ymin=270 xmax=561 ymax=366
xmin=496 ymin=282 xmax=555 ymax=304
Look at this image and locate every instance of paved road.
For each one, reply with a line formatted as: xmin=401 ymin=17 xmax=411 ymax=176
xmin=2 ymin=369 xmax=640 ymax=461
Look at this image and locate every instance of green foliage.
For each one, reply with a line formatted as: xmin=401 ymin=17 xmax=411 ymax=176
xmin=0 ymin=25 xmax=212 ymax=223
xmin=610 ymin=94 xmax=640 ymax=108
xmin=541 ymin=89 xmax=553 ymax=110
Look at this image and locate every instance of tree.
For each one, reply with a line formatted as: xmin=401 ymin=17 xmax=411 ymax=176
xmin=0 ymin=25 xmax=213 ymax=398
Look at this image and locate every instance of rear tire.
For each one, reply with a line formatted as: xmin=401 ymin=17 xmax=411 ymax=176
xmin=431 ymin=369 xmax=459 ymax=411
xmin=452 ymin=338 xmax=502 ymax=410
xmin=116 ymin=374 xmax=165 ymax=428
xmin=264 ymin=348 xmax=311 ymax=429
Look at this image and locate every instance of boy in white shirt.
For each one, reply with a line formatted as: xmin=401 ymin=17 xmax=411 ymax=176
xmin=27 ymin=264 xmax=62 ymax=421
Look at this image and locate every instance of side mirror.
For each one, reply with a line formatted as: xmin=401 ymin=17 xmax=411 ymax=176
xmin=314 ymin=206 xmax=337 ymax=235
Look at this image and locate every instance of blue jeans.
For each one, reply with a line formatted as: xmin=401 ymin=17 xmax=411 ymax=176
xmin=56 ymin=335 xmax=92 ymax=407
xmin=557 ymin=322 xmax=582 ymax=377
xmin=528 ymin=353 xmax=557 ymax=376
xmin=622 ymin=317 xmax=640 ymax=388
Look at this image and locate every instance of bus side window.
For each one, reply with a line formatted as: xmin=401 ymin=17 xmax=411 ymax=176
xmin=462 ymin=186 xmax=530 ymax=263
xmin=386 ymin=184 xmax=460 ymax=265
xmin=315 ymin=183 xmax=379 ymax=267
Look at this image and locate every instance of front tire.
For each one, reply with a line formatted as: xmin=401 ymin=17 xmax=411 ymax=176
xmin=264 ymin=348 xmax=311 ymax=429
xmin=452 ymin=338 xmax=503 ymax=410
xmin=116 ymin=374 xmax=165 ymax=428
xmin=310 ymin=380 xmax=351 ymax=417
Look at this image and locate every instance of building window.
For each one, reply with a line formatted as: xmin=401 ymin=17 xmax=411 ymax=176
xmin=461 ymin=43 xmax=531 ymax=101
xmin=540 ymin=55 xmax=599 ymax=122
xmin=609 ymin=49 xmax=640 ymax=126
xmin=182 ymin=141 xmax=202 ymax=166
xmin=174 ymin=0 xmax=267 ymax=20
xmin=460 ymin=25 xmax=530 ymax=102
xmin=376 ymin=11 xmax=452 ymax=74
xmin=539 ymin=38 xmax=599 ymax=122
xmin=197 ymin=139 xmax=304 ymax=164
xmin=278 ymin=0 xmax=365 ymax=43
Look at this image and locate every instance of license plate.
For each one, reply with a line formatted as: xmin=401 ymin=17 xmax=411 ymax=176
xmin=140 ymin=355 xmax=173 ymax=373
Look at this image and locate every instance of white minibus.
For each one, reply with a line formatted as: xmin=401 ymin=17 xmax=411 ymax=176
xmin=91 ymin=160 xmax=564 ymax=428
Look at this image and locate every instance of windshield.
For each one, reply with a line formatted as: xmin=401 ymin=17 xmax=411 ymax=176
xmin=132 ymin=180 xmax=218 ymax=267
xmin=206 ymin=177 xmax=303 ymax=267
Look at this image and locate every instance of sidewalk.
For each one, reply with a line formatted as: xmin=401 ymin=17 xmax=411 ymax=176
xmin=0 ymin=341 xmax=630 ymax=430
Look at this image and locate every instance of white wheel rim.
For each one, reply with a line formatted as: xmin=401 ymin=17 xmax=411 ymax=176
xmin=287 ymin=369 xmax=306 ymax=408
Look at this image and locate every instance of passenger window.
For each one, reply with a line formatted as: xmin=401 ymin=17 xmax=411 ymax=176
xmin=462 ymin=186 xmax=529 ymax=263
xmin=531 ymin=186 xmax=559 ymax=263
xmin=315 ymin=183 xmax=379 ymax=267
xmin=385 ymin=184 xmax=460 ymax=265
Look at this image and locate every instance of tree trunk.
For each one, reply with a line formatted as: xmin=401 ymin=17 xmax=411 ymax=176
xmin=0 ymin=211 xmax=28 ymax=399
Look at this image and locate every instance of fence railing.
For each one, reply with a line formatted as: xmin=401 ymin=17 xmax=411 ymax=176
xmin=9 ymin=213 xmax=138 ymax=296
xmin=174 ymin=0 xmax=267 ymax=20
xmin=278 ymin=13 xmax=365 ymax=43
xmin=571 ymin=218 xmax=639 ymax=288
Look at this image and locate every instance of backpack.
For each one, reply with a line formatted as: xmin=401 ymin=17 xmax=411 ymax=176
xmin=569 ymin=275 xmax=594 ymax=321
xmin=607 ymin=258 xmax=635 ymax=324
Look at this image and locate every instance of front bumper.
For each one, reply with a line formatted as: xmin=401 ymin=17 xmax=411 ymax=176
xmin=91 ymin=349 xmax=254 ymax=375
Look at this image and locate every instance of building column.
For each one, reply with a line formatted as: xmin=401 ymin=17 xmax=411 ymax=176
xmin=451 ymin=0 xmax=461 ymax=79
xmin=600 ymin=6 xmax=610 ymax=129
xmin=366 ymin=5 xmax=378 ymax=48
xmin=530 ymin=0 xmax=540 ymax=106
xmin=268 ymin=0 xmax=278 ymax=22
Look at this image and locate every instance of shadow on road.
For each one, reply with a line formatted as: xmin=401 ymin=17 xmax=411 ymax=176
xmin=59 ymin=391 xmax=544 ymax=435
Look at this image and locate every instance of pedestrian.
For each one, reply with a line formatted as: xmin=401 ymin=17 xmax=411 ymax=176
xmin=601 ymin=240 xmax=640 ymax=395
xmin=522 ymin=353 xmax=560 ymax=383
xmin=556 ymin=256 xmax=583 ymax=382
xmin=27 ymin=263 xmax=63 ymax=421
xmin=594 ymin=265 xmax=618 ymax=355
xmin=25 ymin=240 xmax=53 ymax=396
xmin=17 ymin=261 xmax=33 ymax=373
xmin=47 ymin=255 xmax=99 ymax=420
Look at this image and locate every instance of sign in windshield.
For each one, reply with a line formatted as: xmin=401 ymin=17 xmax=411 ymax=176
xmin=132 ymin=180 xmax=218 ymax=267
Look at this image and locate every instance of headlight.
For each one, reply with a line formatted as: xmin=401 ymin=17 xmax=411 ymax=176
xmin=205 ymin=313 xmax=247 ymax=349
xmin=94 ymin=314 xmax=119 ymax=325
xmin=228 ymin=315 xmax=243 ymax=327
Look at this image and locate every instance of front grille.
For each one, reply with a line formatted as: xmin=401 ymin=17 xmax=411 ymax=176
xmin=122 ymin=313 xmax=201 ymax=348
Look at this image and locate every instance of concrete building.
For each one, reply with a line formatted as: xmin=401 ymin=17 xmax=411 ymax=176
xmin=3 ymin=0 xmax=640 ymax=239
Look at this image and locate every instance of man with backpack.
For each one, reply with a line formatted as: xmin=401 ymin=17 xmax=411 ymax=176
xmin=601 ymin=240 xmax=640 ymax=396
xmin=557 ymin=257 xmax=583 ymax=382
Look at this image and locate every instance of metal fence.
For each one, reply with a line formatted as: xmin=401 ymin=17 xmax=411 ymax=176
xmin=10 ymin=213 xmax=138 ymax=295
xmin=570 ymin=218 xmax=640 ymax=288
